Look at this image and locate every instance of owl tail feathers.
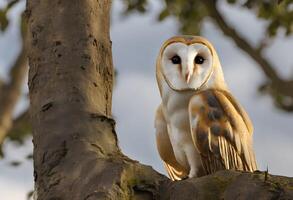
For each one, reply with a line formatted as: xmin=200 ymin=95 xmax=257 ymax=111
xmin=164 ymin=162 xmax=188 ymax=181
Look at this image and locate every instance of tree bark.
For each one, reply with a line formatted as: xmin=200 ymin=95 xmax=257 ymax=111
xmin=26 ymin=0 xmax=293 ymax=200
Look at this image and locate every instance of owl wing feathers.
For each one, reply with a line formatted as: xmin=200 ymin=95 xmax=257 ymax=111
xmin=155 ymin=105 xmax=188 ymax=180
xmin=188 ymin=89 xmax=257 ymax=175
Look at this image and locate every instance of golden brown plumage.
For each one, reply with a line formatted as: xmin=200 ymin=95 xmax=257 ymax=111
xmin=189 ymin=89 xmax=257 ymax=175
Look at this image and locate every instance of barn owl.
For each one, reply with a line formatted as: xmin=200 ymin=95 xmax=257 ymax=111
xmin=155 ymin=35 xmax=257 ymax=180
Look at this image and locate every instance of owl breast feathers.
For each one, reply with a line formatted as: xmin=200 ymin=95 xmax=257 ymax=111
xmin=155 ymin=35 xmax=257 ymax=180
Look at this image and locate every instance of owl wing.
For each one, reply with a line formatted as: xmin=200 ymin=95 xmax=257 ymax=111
xmin=188 ymin=89 xmax=257 ymax=175
xmin=155 ymin=104 xmax=188 ymax=180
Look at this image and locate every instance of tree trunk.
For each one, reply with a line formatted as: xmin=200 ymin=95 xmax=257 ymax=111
xmin=26 ymin=0 xmax=166 ymax=199
xmin=26 ymin=0 xmax=293 ymax=200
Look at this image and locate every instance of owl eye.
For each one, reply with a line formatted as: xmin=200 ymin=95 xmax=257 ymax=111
xmin=194 ymin=55 xmax=205 ymax=64
xmin=171 ymin=55 xmax=181 ymax=64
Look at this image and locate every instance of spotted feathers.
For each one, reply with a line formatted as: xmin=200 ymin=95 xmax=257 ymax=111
xmin=189 ymin=89 xmax=257 ymax=175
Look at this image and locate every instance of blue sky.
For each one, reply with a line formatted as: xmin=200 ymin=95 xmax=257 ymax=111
xmin=0 ymin=0 xmax=292 ymax=199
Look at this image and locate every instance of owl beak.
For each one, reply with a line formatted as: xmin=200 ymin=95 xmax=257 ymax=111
xmin=185 ymin=72 xmax=191 ymax=83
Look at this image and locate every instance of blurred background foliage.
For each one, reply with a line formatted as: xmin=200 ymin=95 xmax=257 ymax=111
xmin=0 ymin=0 xmax=292 ymax=164
xmin=123 ymin=0 xmax=293 ymax=112
xmin=0 ymin=0 xmax=30 ymax=164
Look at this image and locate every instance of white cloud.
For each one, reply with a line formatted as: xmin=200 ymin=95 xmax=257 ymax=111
xmin=0 ymin=140 xmax=33 ymax=200
xmin=111 ymin=0 xmax=177 ymax=75
xmin=0 ymin=179 xmax=32 ymax=200
xmin=112 ymin=72 xmax=165 ymax=174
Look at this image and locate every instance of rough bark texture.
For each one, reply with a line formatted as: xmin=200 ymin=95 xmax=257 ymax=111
xmin=160 ymin=170 xmax=293 ymax=200
xmin=26 ymin=0 xmax=293 ymax=200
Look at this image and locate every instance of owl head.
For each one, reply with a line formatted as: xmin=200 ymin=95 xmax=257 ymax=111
xmin=156 ymin=35 xmax=227 ymax=93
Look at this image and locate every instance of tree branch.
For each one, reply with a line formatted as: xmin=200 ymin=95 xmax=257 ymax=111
xmin=201 ymin=0 xmax=293 ymax=111
xmin=0 ymin=46 xmax=28 ymax=146
xmin=7 ymin=109 xmax=31 ymax=143
xmin=202 ymin=0 xmax=282 ymax=83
